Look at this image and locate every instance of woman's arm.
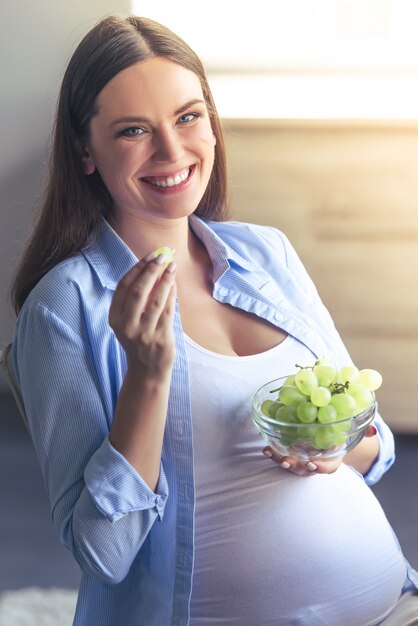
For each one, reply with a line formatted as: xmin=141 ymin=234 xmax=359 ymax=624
xmin=108 ymin=254 xmax=176 ymax=491
xmin=13 ymin=255 xmax=177 ymax=584
xmin=343 ymin=427 xmax=379 ymax=475
xmin=252 ymin=225 xmax=395 ymax=481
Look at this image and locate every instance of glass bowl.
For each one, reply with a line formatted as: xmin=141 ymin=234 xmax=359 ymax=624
xmin=252 ymin=376 xmax=376 ymax=461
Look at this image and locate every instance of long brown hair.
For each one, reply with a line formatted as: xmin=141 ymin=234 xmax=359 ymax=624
xmin=12 ymin=15 xmax=229 ymax=314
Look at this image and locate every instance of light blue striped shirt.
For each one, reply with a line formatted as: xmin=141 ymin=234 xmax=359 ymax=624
xmin=11 ymin=216 xmax=406 ymax=625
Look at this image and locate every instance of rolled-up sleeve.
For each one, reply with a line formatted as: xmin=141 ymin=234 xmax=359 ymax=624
xmin=84 ymin=436 xmax=168 ymax=522
xmin=362 ymin=409 xmax=395 ymax=486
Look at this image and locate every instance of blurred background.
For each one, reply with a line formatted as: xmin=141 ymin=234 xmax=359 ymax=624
xmin=1 ymin=0 xmax=418 ymax=623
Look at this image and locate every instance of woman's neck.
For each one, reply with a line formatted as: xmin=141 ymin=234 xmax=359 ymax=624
xmin=109 ymin=211 xmax=201 ymax=272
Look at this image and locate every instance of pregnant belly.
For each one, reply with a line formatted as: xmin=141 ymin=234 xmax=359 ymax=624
xmin=190 ymin=464 xmax=406 ymax=626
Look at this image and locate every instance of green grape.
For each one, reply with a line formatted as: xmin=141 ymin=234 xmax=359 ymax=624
xmin=339 ymin=365 xmax=359 ymax=384
xmin=332 ymin=419 xmax=351 ymax=434
xmin=313 ymin=426 xmax=336 ymax=449
xmin=283 ymin=375 xmax=296 ymax=386
xmin=154 ymin=246 xmax=176 ymax=269
xmin=297 ymin=425 xmax=316 ymax=441
xmin=330 ymin=425 xmax=348 ymax=446
xmin=279 ymin=385 xmax=306 ymax=406
xmin=315 ymin=358 xmax=335 ymax=367
xmin=268 ymin=401 xmax=283 ymax=418
xmin=280 ymin=428 xmax=299 ymax=446
xmin=276 ymin=406 xmax=299 ymax=444
xmin=357 ymin=369 xmax=383 ymax=391
xmin=276 ymin=405 xmax=299 ymax=423
xmin=317 ymin=404 xmax=338 ymax=423
xmin=294 ymin=370 xmax=319 ymax=396
xmin=310 ymin=386 xmax=332 ymax=407
xmin=261 ymin=400 xmax=274 ymax=416
xmin=330 ymin=392 xmax=357 ymax=418
xmin=297 ymin=401 xmax=318 ymax=423
xmin=346 ymin=383 xmax=373 ymax=412
xmin=313 ymin=359 xmax=338 ymax=386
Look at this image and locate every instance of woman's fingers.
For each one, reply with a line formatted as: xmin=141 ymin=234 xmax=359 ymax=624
xmin=262 ymin=446 xmax=342 ymax=476
xmin=154 ymin=282 xmax=178 ymax=353
xmin=262 ymin=447 xmax=317 ymax=476
xmin=364 ymin=423 xmax=377 ymax=437
xmin=156 ymin=275 xmax=177 ymax=330
xmin=123 ymin=256 xmax=169 ymax=321
xmin=109 ymin=253 xmax=177 ymax=376
xmin=110 ymin=254 xmax=172 ymax=332
xmin=109 ymin=260 xmax=145 ymax=322
xmin=138 ymin=262 xmax=177 ymax=334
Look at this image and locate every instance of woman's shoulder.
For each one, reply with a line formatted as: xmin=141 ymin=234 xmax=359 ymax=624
xmin=209 ymin=218 xmax=285 ymax=238
xmin=20 ymin=252 xmax=98 ymax=321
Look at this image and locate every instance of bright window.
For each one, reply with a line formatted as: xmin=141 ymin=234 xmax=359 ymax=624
xmin=131 ymin=0 xmax=418 ymax=119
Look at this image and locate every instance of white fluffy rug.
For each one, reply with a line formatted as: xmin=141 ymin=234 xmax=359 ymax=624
xmin=0 ymin=588 xmax=77 ymax=626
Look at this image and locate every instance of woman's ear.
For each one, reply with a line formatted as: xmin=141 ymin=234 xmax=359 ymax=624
xmin=74 ymin=138 xmax=96 ymax=175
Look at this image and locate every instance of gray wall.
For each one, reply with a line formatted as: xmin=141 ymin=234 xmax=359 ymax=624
xmin=0 ymin=0 xmax=131 ymax=389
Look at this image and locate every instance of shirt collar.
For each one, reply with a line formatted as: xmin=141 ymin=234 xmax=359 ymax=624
xmin=189 ymin=215 xmax=255 ymax=281
xmin=83 ymin=215 xmax=255 ymax=291
xmin=83 ymin=218 xmax=138 ymax=290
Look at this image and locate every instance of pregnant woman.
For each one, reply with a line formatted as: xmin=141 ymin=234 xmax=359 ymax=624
xmin=10 ymin=14 xmax=418 ymax=626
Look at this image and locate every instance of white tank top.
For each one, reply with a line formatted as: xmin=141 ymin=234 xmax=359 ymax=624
xmin=185 ymin=334 xmax=406 ymax=626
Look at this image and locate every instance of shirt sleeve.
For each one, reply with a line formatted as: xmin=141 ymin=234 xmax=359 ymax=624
xmin=13 ymin=301 xmax=169 ymax=584
xmin=362 ymin=409 xmax=395 ymax=486
xmin=269 ymin=227 xmax=396 ymax=483
xmin=84 ymin=435 xmax=168 ymax=522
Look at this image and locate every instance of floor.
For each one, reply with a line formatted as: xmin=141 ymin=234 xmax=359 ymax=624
xmin=1 ymin=391 xmax=418 ymax=593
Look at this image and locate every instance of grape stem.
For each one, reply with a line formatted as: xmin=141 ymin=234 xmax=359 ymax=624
xmin=330 ymin=382 xmax=349 ymax=394
xmin=295 ymin=363 xmax=313 ymax=370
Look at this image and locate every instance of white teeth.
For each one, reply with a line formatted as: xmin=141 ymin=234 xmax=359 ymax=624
xmin=146 ymin=167 xmax=190 ymax=188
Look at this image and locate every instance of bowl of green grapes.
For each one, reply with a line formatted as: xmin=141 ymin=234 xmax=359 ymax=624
xmin=252 ymin=360 xmax=382 ymax=462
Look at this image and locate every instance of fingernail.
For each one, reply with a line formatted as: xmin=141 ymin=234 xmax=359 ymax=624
xmin=369 ymin=426 xmax=377 ymax=436
xmin=280 ymin=461 xmax=291 ymax=469
xmin=306 ymin=462 xmax=317 ymax=471
xmin=166 ymin=261 xmax=177 ymax=273
xmin=155 ymin=254 xmax=167 ymax=266
xmin=143 ymin=251 xmax=158 ymax=262
xmin=263 ymin=449 xmax=273 ymax=458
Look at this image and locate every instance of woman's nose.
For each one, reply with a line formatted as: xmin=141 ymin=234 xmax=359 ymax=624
xmin=152 ymin=128 xmax=184 ymax=163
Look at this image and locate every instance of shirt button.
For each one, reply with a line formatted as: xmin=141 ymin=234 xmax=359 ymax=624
xmin=177 ymin=421 xmax=184 ymax=435
xmin=274 ymin=312 xmax=284 ymax=321
xmin=218 ymin=287 xmax=228 ymax=297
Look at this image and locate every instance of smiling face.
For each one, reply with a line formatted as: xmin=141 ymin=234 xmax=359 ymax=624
xmin=82 ymin=56 xmax=216 ymax=226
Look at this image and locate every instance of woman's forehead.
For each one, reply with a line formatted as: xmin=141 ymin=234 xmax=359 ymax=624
xmin=94 ymin=57 xmax=204 ymax=120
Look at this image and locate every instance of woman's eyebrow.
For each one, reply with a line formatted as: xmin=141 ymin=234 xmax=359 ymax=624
xmin=110 ymin=99 xmax=206 ymax=126
xmin=174 ymin=98 xmax=205 ymax=115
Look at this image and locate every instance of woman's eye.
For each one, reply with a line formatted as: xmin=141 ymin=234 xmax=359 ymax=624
xmin=178 ymin=112 xmax=200 ymax=124
xmin=119 ymin=127 xmax=145 ymax=137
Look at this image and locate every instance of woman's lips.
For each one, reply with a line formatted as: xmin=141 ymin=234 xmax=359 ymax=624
xmin=141 ymin=165 xmax=195 ymax=193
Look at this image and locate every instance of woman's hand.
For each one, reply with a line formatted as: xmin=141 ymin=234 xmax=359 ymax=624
xmin=262 ymin=448 xmax=343 ymax=476
xmin=262 ymin=422 xmax=378 ymax=477
xmin=108 ymin=252 xmax=177 ymax=487
xmin=109 ymin=252 xmax=177 ymax=379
